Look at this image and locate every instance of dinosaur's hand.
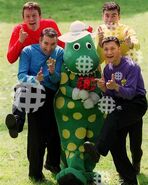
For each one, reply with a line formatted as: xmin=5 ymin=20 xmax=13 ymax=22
xmin=83 ymin=98 xmax=94 ymax=109
xmin=89 ymin=92 xmax=100 ymax=105
xmin=72 ymin=88 xmax=81 ymax=100
xmin=79 ymin=89 xmax=89 ymax=100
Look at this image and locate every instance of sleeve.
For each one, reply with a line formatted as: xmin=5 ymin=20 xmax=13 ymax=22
xmin=95 ymin=26 xmax=106 ymax=64
xmin=117 ymin=65 xmax=139 ymax=99
xmin=44 ymin=49 xmax=64 ymax=83
xmin=127 ymin=26 xmax=140 ymax=50
xmin=7 ymin=25 xmax=24 ymax=64
xmin=18 ymin=48 xmax=38 ymax=84
xmin=49 ymin=19 xmax=65 ymax=48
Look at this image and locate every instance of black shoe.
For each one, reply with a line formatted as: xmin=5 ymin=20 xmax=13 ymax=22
xmin=44 ymin=164 xmax=60 ymax=174
xmin=84 ymin=141 xmax=100 ymax=163
xmin=5 ymin=114 xmax=18 ymax=138
xmin=29 ymin=173 xmax=45 ymax=182
xmin=133 ymin=162 xmax=140 ymax=175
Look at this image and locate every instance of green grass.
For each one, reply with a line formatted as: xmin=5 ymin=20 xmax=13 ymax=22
xmin=0 ymin=0 xmax=148 ymax=184
xmin=0 ymin=0 xmax=148 ymax=22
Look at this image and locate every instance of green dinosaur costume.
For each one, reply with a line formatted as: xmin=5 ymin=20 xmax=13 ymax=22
xmin=54 ymin=21 xmax=104 ymax=185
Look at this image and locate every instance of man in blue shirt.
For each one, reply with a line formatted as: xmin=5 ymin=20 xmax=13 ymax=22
xmin=9 ymin=27 xmax=63 ymax=181
xmin=84 ymin=36 xmax=147 ymax=185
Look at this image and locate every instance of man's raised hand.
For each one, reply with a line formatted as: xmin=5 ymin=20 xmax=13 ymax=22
xmin=36 ymin=67 xmax=44 ymax=82
xmin=106 ymin=74 xmax=119 ymax=91
xmin=19 ymin=26 xmax=28 ymax=43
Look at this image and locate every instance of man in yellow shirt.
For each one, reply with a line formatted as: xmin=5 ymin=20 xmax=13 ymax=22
xmin=96 ymin=2 xmax=140 ymax=64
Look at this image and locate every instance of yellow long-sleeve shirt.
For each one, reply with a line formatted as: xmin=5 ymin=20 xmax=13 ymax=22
xmin=95 ymin=23 xmax=140 ymax=63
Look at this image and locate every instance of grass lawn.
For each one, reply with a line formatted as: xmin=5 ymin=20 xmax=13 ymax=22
xmin=0 ymin=0 xmax=148 ymax=185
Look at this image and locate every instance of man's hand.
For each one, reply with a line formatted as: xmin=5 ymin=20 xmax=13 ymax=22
xmin=47 ymin=58 xmax=56 ymax=74
xmin=124 ymin=30 xmax=134 ymax=49
xmin=98 ymin=26 xmax=104 ymax=47
xmin=19 ymin=27 xmax=28 ymax=43
xmin=106 ymin=74 xmax=119 ymax=91
xmin=95 ymin=76 xmax=106 ymax=92
xmin=36 ymin=67 xmax=44 ymax=82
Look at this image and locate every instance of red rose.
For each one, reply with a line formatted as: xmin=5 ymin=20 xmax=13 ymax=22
xmin=77 ymin=76 xmax=97 ymax=91
xmin=83 ymin=79 xmax=91 ymax=89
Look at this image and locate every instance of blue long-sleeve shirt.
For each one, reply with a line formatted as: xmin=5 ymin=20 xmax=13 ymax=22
xmin=18 ymin=44 xmax=63 ymax=91
xmin=104 ymin=57 xmax=146 ymax=100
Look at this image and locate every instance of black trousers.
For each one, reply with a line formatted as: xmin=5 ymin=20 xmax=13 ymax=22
xmin=27 ymin=87 xmax=61 ymax=179
xmin=96 ymin=95 xmax=147 ymax=184
xmin=12 ymin=84 xmax=26 ymax=132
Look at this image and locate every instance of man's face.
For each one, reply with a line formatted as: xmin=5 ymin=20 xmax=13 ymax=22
xmin=40 ymin=35 xmax=57 ymax=55
xmin=23 ymin=9 xmax=41 ymax=31
xmin=103 ymin=41 xmax=121 ymax=65
xmin=103 ymin=10 xmax=120 ymax=25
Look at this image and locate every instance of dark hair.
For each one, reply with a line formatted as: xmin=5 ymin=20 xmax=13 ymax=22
xmin=102 ymin=2 xmax=120 ymax=15
xmin=40 ymin=27 xmax=58 ymax=38
xmin=22 ymin=2 xmax=41 ymax=17
xmin=102 ymin=36 xmax=120 ymax=47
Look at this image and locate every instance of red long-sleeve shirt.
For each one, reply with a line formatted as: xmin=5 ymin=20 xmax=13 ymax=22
xmin=7 ymin=19 xmax=65 ymax=64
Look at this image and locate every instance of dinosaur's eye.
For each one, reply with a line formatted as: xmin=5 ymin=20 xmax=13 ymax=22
xmin=73 ymin=43 xmax=80 ymax=50
xmin=86 ymin=42 xmax=92 ymax=49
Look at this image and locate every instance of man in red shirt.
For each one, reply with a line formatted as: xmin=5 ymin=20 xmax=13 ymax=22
xmin=6 ymin=1 xmax=63 ymax=176
xmin=7 ymin=2 xmax=64 ymax=63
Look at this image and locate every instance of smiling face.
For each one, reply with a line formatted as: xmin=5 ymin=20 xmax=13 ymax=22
xmin=23 ymin=9 xmax=41 ymax=31
xmin=63 ymin=34 xmax=99 ymax=75
xmin=103 ymin=41 xmax=121 ymax=65
xmin=40 ymin=35 xmax=57 ymax=55
xmin=103 ymin=10 xmax=120 ymax=25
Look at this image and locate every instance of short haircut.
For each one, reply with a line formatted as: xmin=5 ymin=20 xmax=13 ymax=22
xmin=40 ymin=27 xmax=58 ymax=38
xmin=102 ymin=2 xmax=120 ymax=14
xmin=102 ymin=36 xmax=120 ymax=47
xmin=22 ymin=2 xmax=41 ymax=17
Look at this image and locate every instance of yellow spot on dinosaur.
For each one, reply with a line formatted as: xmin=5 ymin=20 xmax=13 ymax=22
xmin=60 ymin=87 xmax=66 ymax=95
xmin=69 ymin=152 xmax=74 ymax=158
xmin=70 ymin=73 xmax=75 ymax=80
xmin=55 ymin=97 xmax=65 ymax=109
xmin=87 ymin=130 xmax=94 ymax=138
xmin=79 ymin=145 xmax=84 ymax=152
xmin=62 ymin=129 xmax=70 ymax=139
xmin=65 ymin=150 xmax=69 ymax=158
xmin=67 ymin=143 xmax=77 ymax=151
xmin=75 ymin=127 xmax=86 ymax=139
xmin=61 ymin=72 xmax=68 ymax=84
xmin=73 ymin=112 xmax=82 ymax=120
xmin=62 ymin=115 xmax=69 ymax=122
xmin=88 ymin=114 xmax=96 ymax=123
xmin=67 ymin=101 xmax=75 ymax=109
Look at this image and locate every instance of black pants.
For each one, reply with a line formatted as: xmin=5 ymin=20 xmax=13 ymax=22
xmin=96 ymin=95 xmax=147 ymax=184
xmin=27 ymin=87 xmax=61 ymax=179
xmin=12 ymin=84 xmax=26 ymax=132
